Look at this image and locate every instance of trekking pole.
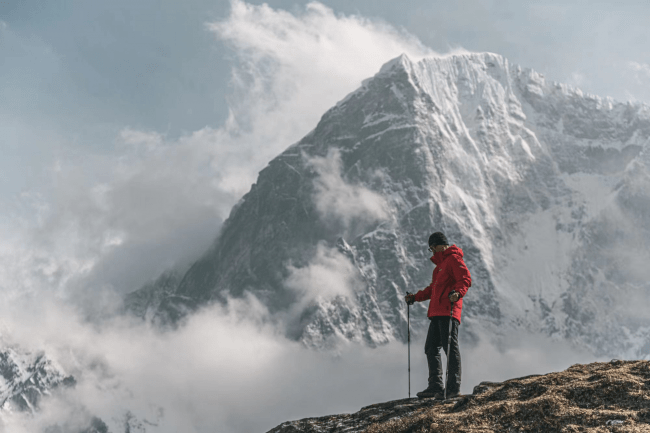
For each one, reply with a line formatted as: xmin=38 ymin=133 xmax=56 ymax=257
xmin=444 ymin=291 xmax=456 ymax=401
xmin=406 ymin=291 xmax=412 ymax=399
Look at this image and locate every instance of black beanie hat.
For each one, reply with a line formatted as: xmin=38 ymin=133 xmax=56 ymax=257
xmin=428 ymin=232 xmax=448 ymax=247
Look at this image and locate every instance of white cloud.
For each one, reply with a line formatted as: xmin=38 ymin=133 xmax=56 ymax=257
xmin=628 ymin=61 xmax=650 ymax=79
xmin=624 ymin=61 xmax=650 ymax=103
xmin=119 ymin=128 xmax=164 ymax=151
xmin=206 ymin=0 xmax=436 ymax=196
xmin=0 ymin=130 xmax=230 ymax=307
xmin=285 ymin=241 xmax=361 ymax=307
xmin=309 ymin=148 xmax=390 ymax=235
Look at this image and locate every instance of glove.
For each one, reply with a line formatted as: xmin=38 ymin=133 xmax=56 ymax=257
xmin=405 ymin=294 xmax=415 ymax=305
xmin=448 ymin=291 xmax=460 ymax=303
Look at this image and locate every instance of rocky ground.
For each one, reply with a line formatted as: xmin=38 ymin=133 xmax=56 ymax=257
xmin=268 ymin=360 xmax=650 ymax=432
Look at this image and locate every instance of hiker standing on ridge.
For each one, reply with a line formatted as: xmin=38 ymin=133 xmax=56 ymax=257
xmin=405 ymin=232 xmax=472 ymax=399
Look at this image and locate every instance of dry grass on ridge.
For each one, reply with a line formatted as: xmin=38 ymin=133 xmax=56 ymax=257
xmin=366 ymin=360 xmax=650 ymax=433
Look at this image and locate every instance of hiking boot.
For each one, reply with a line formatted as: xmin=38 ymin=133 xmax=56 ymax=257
xmin=445 ymin=389 xmax=461 ymax=399
xmin=416 ymin=386 xmax=444 ymax=399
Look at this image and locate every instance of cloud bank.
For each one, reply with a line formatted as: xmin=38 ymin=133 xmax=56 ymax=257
xmin=285 ymin=241 xmax=361 ymax=308
xmin=309 ymin=148 xmax=390 ymax=237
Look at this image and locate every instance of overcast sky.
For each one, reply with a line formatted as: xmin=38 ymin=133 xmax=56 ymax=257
xmin=0 ymin=1 xmax=644 ymax=431
xmin=2 ymin=0 xmax=650 ymax=203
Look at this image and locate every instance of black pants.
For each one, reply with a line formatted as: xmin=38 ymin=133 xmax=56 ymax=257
xmin=424 ymin=316 xmax=461 ymax=392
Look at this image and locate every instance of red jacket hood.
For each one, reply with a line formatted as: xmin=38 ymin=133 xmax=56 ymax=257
xmin=430 ymin=245 xmax=463 ymax=266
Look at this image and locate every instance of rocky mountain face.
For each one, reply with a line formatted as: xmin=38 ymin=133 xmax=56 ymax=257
xmin=267 ymin=360 xmax=650 ymax=432
xmin=126 ymin=52 xmax=650 ymax=357
xmin=0 ymin=346 xmax=143 ymax=433
xmin=0 ymin=348 xmax=75 ymax=413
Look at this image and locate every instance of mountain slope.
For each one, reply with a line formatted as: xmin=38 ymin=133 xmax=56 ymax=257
xmin=0 ymin=347 xmax=74 ymax=413
xmin=126 ymin=52 xmax=650 ymax=356
xmin=0 ymin=346 xmax=148 ymax=433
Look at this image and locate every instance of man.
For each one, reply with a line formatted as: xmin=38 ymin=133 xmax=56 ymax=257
xmin=405 ymin=232 xmax=471 ymax=399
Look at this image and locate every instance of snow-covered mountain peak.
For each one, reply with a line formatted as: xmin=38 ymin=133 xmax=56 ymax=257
xmin=376 ymin=52 xmax=413 ymax=76
xmin=0 ymin=346 xmax=74 ymax=413
xmin=126 ymin=52 xmax=650 ymax=358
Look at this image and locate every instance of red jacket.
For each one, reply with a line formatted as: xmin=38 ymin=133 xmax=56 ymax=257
xmin=414 ymin=245 xmax=471 ymax=323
